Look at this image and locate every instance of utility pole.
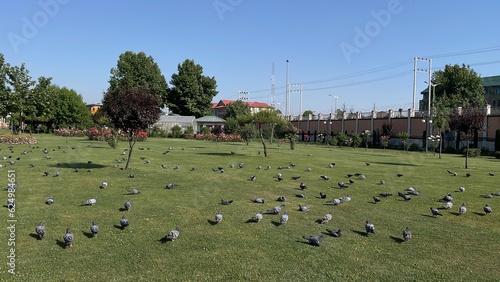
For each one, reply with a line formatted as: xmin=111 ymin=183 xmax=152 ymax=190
xmin=290 ymin=83 xmax=302 ymax=116
xmin=238 ymin=91 xmax=250 ymax=102
xmin=285 ymin=59 xmax=290 ymax=119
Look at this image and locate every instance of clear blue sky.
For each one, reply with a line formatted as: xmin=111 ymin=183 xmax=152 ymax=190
xmin=1 ymin=0 xmax=499 ymax=115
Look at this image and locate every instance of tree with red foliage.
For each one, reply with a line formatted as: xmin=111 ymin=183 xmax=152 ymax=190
xmin=448 ymin=106 xmax=486 ymax=169
xmin=102 ymin=86 xmax=161 ymax=169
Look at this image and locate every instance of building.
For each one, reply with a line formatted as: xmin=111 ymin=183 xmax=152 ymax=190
xmin=86 ymin=104 xmax=102 ymax=115
xmin=419 ymin=75 xmax=500 ymax=114
xmin=212 ymin=99 xmax=273 ymax=118
xmin=153 ymin=115 xmax=197 ymax=133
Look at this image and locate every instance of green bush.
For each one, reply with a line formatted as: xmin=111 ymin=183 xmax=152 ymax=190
xmin=170 ymin=125 xmax=183 ymax=138
xmin=481 ymin=147 xmax=490 ymax=156
xmin=408 ymin=143 xmax=420 ymax=151
xmin=495 ymin=151 xmax=500 ymax=159
xmin=328 ymin=136 xmax=337 ymax=146
xmin=462 ymin=148 xmax=481 ymax=157
xmin=186 ymin=126 xmax=194 ymax=135
xmin=444 ymin=145 xmax=456 ymax=154
xmin=201 ymin=127 xmax=211 ymax=135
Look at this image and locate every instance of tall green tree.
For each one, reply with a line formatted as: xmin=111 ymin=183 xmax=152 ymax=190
xmin=167 ymin=59 xmax=218 ymax=118
xmin=51 ymin=86 xmax=91 ymax=128
xmin=432 ymin=64 xmax=485 ymax=109
xmin=5 ymin=63 xmax=35 ymax=133
xmin=102 ymin=86 xmax=161 ymax=170
xmin=225 ymin=100 xmax=250 ymax=119
xmin=25 ymin=76 xmax=55 ymax=132
xmin=109 ymin=51 xmax=167 ymax=105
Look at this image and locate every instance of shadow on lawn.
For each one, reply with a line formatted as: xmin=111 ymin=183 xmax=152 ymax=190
xmin=369 ymin=162 xmax=418 ymax=167
xmin=49 ymin=163 xmax=108 ymax=169
xmin=389 ymin=235 xmax=405 ymax=244
xmin=82 ymin=231 xmax=94 ymax=239
xmin=207 ymin=219 xmax=218 ymax=225
xmin=55 ymin=239 xmax=68 ymax=249
xmin=472 ymin=212 xmax=486 ymax=216
xmin=196 ymin=152 xmax=245 ymax=157
xmin=29 ymin=233 xmax=41 ymax=240
xmin=351 ymin=229 xmax=369 ymax=237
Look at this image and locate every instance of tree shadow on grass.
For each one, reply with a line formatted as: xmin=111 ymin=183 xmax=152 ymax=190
xmin=369 ymin=161 xmax=418 ymax=166
xmin=197 ymin=152 xmax=245 ymax=157
xmin=390 ymin=236 xmax=405 ymax=244
xmin=50 ymin=163 xmax=108 ymax=169
xmin=82 ymin=231 xmax=94 ymax=239
xmin=55 ymin=239 xmax=68 ymax=249
xmin=351 ymin=229 xmax=369 ymax=237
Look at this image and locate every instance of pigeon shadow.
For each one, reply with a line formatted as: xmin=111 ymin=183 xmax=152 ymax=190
xmin=29 ymin=233 xmax=41 ymax=239
xmin=421 ymin=214 xmax=436 ymax=218
xmin=315 ymin=219 xmax=324 ymax=224
xmin=55 ymin=239 xmax=68 ymax=249
xmin=351 ymin=229 xmax=369 ymax=237
xmin=207 ymin=219 xmax=218 ymax=225
xmin=450 ymin=211 xmax=461 ymax=216
xmin=245 ymin=219 xmax=258 ymax=223
xmin=367 ymin=201 xmax=377 ymax=204
xmin=118 ymin=207 xmax=128 ymax=212
xmin=271 ymin=221 xmax=282 ymax=227
xmin=114 ymin=224 xmax=125 ymax=230
xmin=390 ymin=236 xmax=405 ymax=244
xmin=295 ymin=240 xmax=315 ymax=246
xmin=82 ymin=231 xmax=94 ymax=239
xmin=159 ymin=236 xmax=170 ymax=244
xmin=472 ymin=212 xmax=486 ymax=216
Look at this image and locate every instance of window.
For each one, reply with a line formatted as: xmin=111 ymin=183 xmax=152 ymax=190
xmin=493 ymin=100 xmax=497 ymax=108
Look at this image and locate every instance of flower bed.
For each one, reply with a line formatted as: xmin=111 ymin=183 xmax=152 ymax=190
xmin=184 ymin=133 xmax=242 ymax=142
xmin=54 ymin=128 xmax=87 ymax=137
xmin=86 ymin=127 xmax=148 ymax=142
xmin=0 ymin=134 xmax=37 ymax=144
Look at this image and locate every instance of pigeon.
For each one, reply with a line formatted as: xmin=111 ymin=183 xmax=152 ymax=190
xmin=458 ymin=186 xmax=465 ymax=192
xmin=407 ymin=190 xmax=420 ymax=196
xmin=373 ymin=196 xmax=381 ymax=203
xmin=321 ymin=212 xmax=333 ymax=224
xmin=30 ymin=163 xmax=36 ymax=168
xmin=459 ymin=203 xmax=467 ymax=215
xmin=403 ymin=227 xmax=411 ymax=241
xmin=320 ymin=175 xmax=330 ymax=180
xmin=100 ymin=181 xmax=108 ymax=189
xmin=405 ymin=187 xmax=415 ymax=192
xmin=45 ymin=197 xmax=54 ymax=205
xmin=127 ymin=188 xmax=141 ymax=195
xmin=480 ymin=194 xmax=494 ymax=198
xmin=338 ymin=181 xmax=347 ymax=189
xmin=340 ymin=195 xmax=351 ymax=202
xmin=238 ymin=163 xmax=244 ymax=169
xmin=358 ymin=174 xmax=366 ymax=180
xmin=366 ymin=162 xmax=371 ymax=166
xmin=74 ymin=168 xmax=80 ymax=172
xmin=299 ymin=182 xmax=307 ymax=190
xmin=326 ymin=229 xmax=342 ymax=237
xmin=165 ymin=183 xmax=177 ymax=189
xmin=484 ymin=204 xmax=492 ymax=215
xmin=379 ymin=180 xmax=385 ymax=185
xmin=220 ymin=199 xmax=233 ymax=205
xmin=251 ymin=212 xmax=263 ymax=222
xmin=440 ymin=193 xmax=453 ymax=202
xmin=276 ymin=196 xmax=287 ymax=202
xmin=174 ymin=164 xmax=180 ymax=170
xmin=35 ymin=222 xmax=45 ymax=240
xmin=54 ymin=171 xmax=60 ymax=177
xmin=430 ymin=207 xmax=443 ymax=217
xmin=305 ymin=167 xmax=312 ymax=172
xmin=166 ymin=226 xmax=180 ymax=240
xmin=249 ymin=175 xmax=256 ymax=181
xmin=397 ymin=192 xmax=411 ymax=201
xmin=280 ymin=211 xmax=289 ymax=224
xmin=82 ymin=197 xmax=97 ymax=206
xmin=328 ymin=163 xmax=335 ymax=168
xmin=161 ymin=164 xmax=168 ymax=169
xmin=88 ymin=161 xmax=93 ymax=164
xmin=90 ymin=221 xmax=99 ymax=237
xmin=120 ymin=215 xmax=129 ymax=228
xmin=397 ymin=173 xmax=403 ymax=177
xmin=43 ymin=171 xmax=50 ymax=176
xmin=215 ymin=211 xmax=223 ymax=224
xmin=466 ymin=173 xmax=471 ymax=177
xmin=298 ymin=205 xmax=310 ymax=212
xmin=443 ymin=201 xmax=453 ymax=209
xmin=63 ymin=228 xmax=74 ymax=248
xmin=302 ymin=235 xmax=324 ymax=246
xmin=129 ymin=174 xmax=135 ymax=178
xmin=190 ymin=167 xmax=195 ymax=171
xmin=365 ymin=220 xmax=375 ymax=235
xmin=124 ymin=200 xmax=132 ymax=211
xmin=319 ymin=192 xmax=327 ymax=199
xmin=329 ymin=198 xmax=341 ymax=206
xmin=489 ymin=173 xmax=495 ymax=176
xmin=268 ymin=204 xmax=285 ymax=214
xmin=265 ymin=165 xmax=271 ymax=170
xmin=348 ymin=179 xmax=355 ymax=184
xmin=276 ymin=173 xmax=283 ymax=182
xmin=379 ymin=192 xmax=392 ymax=197
xmin=257 ymin=166 xmax=262 ymax=170
xmin=252 ymin=198 xmax=265 ymax=204
xmin=295 ymin=193 xmax=306 ymax=198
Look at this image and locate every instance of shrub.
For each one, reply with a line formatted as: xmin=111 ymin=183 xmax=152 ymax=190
xmin=105 ymin=131 xmax=120 ymax=149
xmin=350 ymin=133 xmax=362 ymax=148
xmin=335 ymin=132 xmax=348 ymax=147
xmin=380 ymin=135 xmax=390 ymax=149
xmin=186 ymin=126 xmax=194 ymax=135
xmin=201 ymin=127 xmax=211 ymax=135
xmin=462 ymin=148 xmax=481 ymax=157
xmin=444 ymin=145 xmax=456 ymax=154
xmin=328 ymin=136 xmax=337 ymax=146
xmin=495 ymin=151 xmax=500 ymax=159
xmin=170 ymin=125 xmax=183 ymax=138
xmin=408 ymin=143 xmax=420 ymax=151
xmin=480 ymin=147 xmax=490 ymax=156
xmin=149 ymin=127 xmax=168 ymax=138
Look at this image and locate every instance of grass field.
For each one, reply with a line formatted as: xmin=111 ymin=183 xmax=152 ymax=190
xmin=1 ymin=134 xmax=500 ymax=281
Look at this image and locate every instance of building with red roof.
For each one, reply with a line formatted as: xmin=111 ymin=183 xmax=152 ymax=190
xmin=212 ymin=99 xmax=273 ymax=118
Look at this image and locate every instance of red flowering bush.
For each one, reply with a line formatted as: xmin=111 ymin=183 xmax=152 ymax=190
xmin=86 ymin=127 xmax=148 ymax=142
xmin=184 ymin=133 xmax=242 ymax=142
xmin=54 ymin=128 xmax=87 ymax=137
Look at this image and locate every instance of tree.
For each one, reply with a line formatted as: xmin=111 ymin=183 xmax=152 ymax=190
xmin=280 ymin=121 xmax=299 ymax=150
xmin=351 ymin=132 xmax=362 ymax=148
xmin=5 ymin=63 xmax=35 ymax=133
xmin=102 ymin=86 xmax=161 ymax=170
xmin=167 ymin=59 xmax=218 ymax=117
xmin=51 ymin=86 xmax=91 ymax=129
xmin=253 ymin=109 xmax=280 ymax=157
xmin=302 ymin=110 xmax=314 ymax=118
xmin=432 ymin=100 xmax=449 ymax=158
xmin=109 ymin=51 xmax=167 ymax=106
xmin=25 ymin=76 xmax=55 ymax=132
xmin=398 ymin=132 xmax=410 ymax=152
xmin=225 ymin=100 xmax=250 ymax=119
xmin=432 ymin=64 xmax=485 ymax=109
xmin=448 ymin=106 xmax=485 ymax=169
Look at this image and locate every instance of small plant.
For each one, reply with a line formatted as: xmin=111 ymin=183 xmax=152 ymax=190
xmin=105 ymin=131 xmax=120 ymax=148
xmin=350 ymin=132 xmax=362 ymax=148
xmin=462 ymin=148 xmax=481 ymax=157
xmin=170 ymin=125 xmax=183 ymax=138
xmin=380 ymin=135 xmax=390 ymax=149
xmin=408 ymin=143 xmax=420 ymax=151
xmin=335 ymin=132 xmax=348 ymax=147
xmin=398 ymin=132 xmax=410 ymax=152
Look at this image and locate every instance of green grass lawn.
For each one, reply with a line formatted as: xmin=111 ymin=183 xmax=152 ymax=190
xmin=1 ymin=134 xmax=500 ymax=281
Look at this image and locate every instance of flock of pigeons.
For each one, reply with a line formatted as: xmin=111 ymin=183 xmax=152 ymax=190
xmin=3 ymin=143 xmax=498 ymax=249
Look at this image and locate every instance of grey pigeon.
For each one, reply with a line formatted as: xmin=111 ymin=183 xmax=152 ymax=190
xmin=299 ymin=182 xmax=307 ymax=190
xmin=7 ymin=198 xmax=15 ymax=209
xmin=295 ymin=193 xmax=306 ymax=198
xmin=466 ymin=173 xmax=471 ymax=177
xmin=321 ymin=212 xmax=333 ymax=224
xmin=35 ymin=222 xmax=45 ymax=239
xmin=489 ymin=172 xmax=495 ymax=176
xmin=319 ymin=192 xmax=327 ymax=199
xmin=403 ymin=227 xmax=411 ymax=241
xmin=43 ymin=171 xmax=50 ymax=176
xmin=91 ymin=221 xmax=99 ymax=237
xmin=320 ymin=175 xmax=330 ymax=180
xmin=100 ymin=181 xmax=108 ymax=189
xmin=443 ymin=201 xmax=453 ymax=209
xmin=63 ymin=228 xmax=74 ymax=248
xmin=249 ymin=175 xmax=256 ymax=181
xmin=338 ymin=181 xmax=347 ymax=189
xmin=326 ymin=229 xmax=342 ymax=237
xmin=166 ymin=226 xmax=180 ymax=240
xmin=276 ymin=196 xmax=286 ymax=202
xmin=268 ymin=204 xmax=285 ymax=214
xmin=459 ymin=203 xmax=467 ymax=215
xmin=54 ymin=171 xmax=60 ymax=177
xmin=82 ymin=197 xmax=97 ymax=206
xmin=280 ymin=212 xmax=289 ymax=224
xmin=440 ymin=193 xmax=452 ymax=202
xmin=484 ymin=204 xmax=492 ymax=215
xmin=373 ymin=196 xmax=381 ymax=203
xmin=252 ymin=198 xmax=265 ymax=204
xmin=379 ymin=192 xmax=392 ymax=197
xmin=215 ymin=211 xmax=223 ymax=224
xmin=480 ymin=193 xmax=493 ymax=198
xmin=124 ymin=200 xmax=132 ymax=211
xmin=128 ymin=188 xmax=141 ymax=195
xmin=220 ymin=199 xmax=233 ymax=205
xmin=302 ymin=235 xmax=324 ymax=246
xmin=238 ymin=163 xmax=244 ymax=168
xmin=348 ymin=179 xmax=355 ymax=184
xmin=358 ymin=174 xmax=366 ymax=180
xmin=379 ymin=180 xmax=385 ymax=185
xmin=430 ymin=207 xmax=443 ymax=217
xmin=251 ymin=212 xmax=263 ymax=222
xmin=397 ymin=173 xmax=403 ymax=177
xmin=298 ymin=205 xmax=310 ymax=212
xmin=45 ymin=197 xmax=54 ymax=205
xmin=165 ymin=183 xmax=178 ymax=189
xmin=329 ymin=198 xmax=341 ymax=206
xmin=458 ymin=186 xmax=465 ymax=192
xmin=398 ymin=192 xmax=411 ymax=201
xmin=365 ymin=220 xmax=375 ymax=235
xmin=120 ymin=215 xmax=129 ymax=228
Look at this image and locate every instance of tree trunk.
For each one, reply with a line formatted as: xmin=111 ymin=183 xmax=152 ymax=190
xmin=465 ymin=138 xmax=469 ymax=169
xmin=438 ymin=130 xmax=442 ymax=159
xmin=269 ymin=123 xmax=275 ymax=143
xmin=259 ymin=125 xmax=268 ymax=157
xmin=125 ymin=130 xmax=137 ymax=170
